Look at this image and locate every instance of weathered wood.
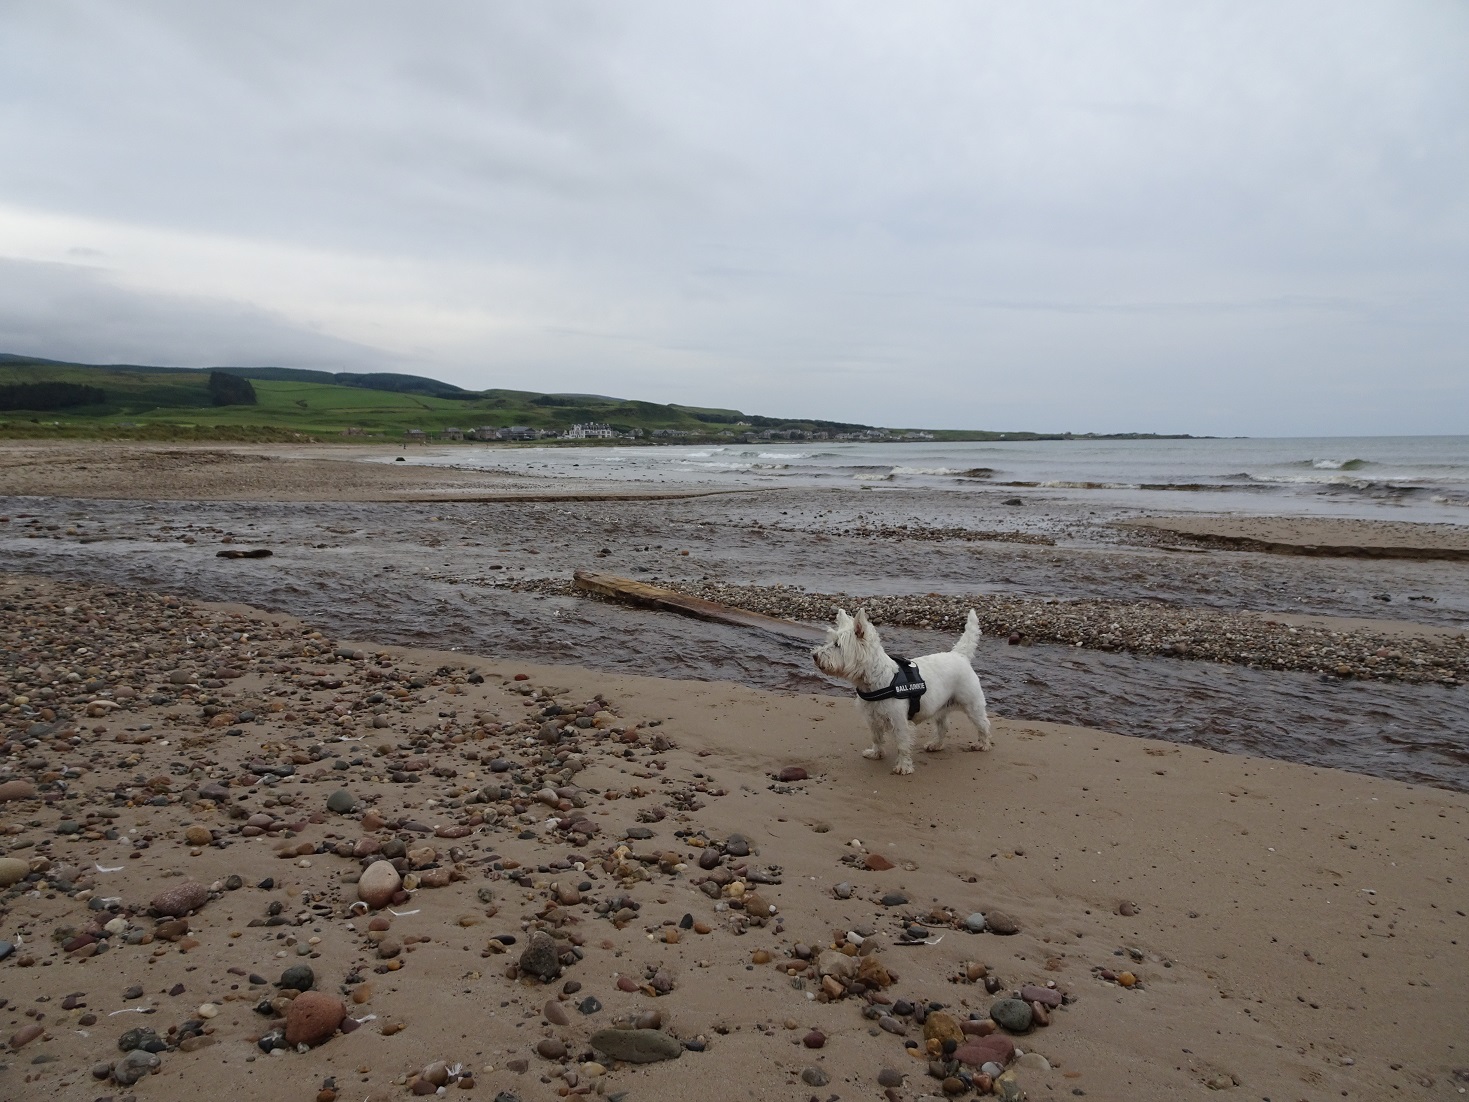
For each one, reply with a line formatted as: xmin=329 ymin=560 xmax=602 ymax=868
xmin=572 ymin=570 xmax=825 ymax=643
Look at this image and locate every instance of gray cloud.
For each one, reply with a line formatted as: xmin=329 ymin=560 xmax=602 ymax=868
xmin=1 ymin=1 xmax=1465 ymax=435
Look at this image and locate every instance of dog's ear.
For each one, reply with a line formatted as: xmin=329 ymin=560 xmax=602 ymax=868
xmin=853 ymin=608 xmax=871 ymax=637
xmin=834 ymin=608 xmax=852 ymax=626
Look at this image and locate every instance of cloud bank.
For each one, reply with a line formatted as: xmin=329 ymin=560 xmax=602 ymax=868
xmin=2 ymin=1 xmax=1465 ymax=435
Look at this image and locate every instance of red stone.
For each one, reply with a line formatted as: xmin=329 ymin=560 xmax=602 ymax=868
xmin=954 ymin=1034 xmax=1015 ymax=1068
xmin=284 ymin=991 xmax=347 ymax=1046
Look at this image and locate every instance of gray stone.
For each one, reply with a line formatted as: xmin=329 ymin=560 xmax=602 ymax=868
xmin=964 ymin=912 xmax=987 ymax=933
xmin=589 ymin=1028 xmax=684 ymax=1063
xmin=801 ymin=1067 xmax=830 ymax=1086
xmin=279 ymin=964 xmax=315 ymax=991
xmin=519 ymin=932 xmax=562 ymax=983
xmin=112 ymin=1048 xmax=160 ymax=1086
xmin=724 ymin=833 xmax=750 ymax=857
xmin=989 ymin=998 xmax=1033 ymax=1034
xmin=326 ymin=789 xmax=355 ymax=814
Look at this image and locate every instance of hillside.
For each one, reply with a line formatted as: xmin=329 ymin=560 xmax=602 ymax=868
xmin=0 ymin=356 xmax=886 ymax=442
xmin=0 ymin=355 xmax=1193 ymax=442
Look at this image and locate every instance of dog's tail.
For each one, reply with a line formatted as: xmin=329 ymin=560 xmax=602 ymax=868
xmin=951 ymin=608 xmax=982 ymax=660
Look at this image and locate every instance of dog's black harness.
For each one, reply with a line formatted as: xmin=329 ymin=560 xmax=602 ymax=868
xmin=857 ymin=658 xmax=927 ymax=719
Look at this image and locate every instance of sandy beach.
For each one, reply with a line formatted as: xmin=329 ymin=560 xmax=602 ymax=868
xmin=3 ymin=442 xmax=1468 ymax=1101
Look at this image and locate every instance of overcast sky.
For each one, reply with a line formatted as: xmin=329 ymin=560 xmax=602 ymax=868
xmin=2 ymin=2 xmax=1465 ymax=435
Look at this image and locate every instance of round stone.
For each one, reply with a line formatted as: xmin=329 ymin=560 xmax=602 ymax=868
xmin=964 ymin=912 xmax=987 ymax=933
xmin=357 ymin=860 xmax=401 ymax=909
xmin=279 ymin=964 xmax=315 ymax=991
xmin=877 ymin=1068 xmax=904 ymax=1088
xmin=327 ymin=789 xmax=356 ymax=814
xmin=802 ymin=1030 xmax=825 ymax=1049
xmin=989 ymin=998 xmax=1033 ymax=1034
xmin=284 ymin=991 xmax=346 ymax=1047
xmin=0 ymin=857 xmax=29 ymax=888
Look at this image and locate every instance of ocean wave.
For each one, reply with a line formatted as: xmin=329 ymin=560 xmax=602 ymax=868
xmin=890 ymin=466 xmax=966 ymax=476
xmin=1039 ymin=480 xmax=1142 ymax=490
xmin=852 ymin=472 xmax=895 ymax=481
xmin=1309 ymin=457 xmax=1370 ymax=470
xmin=757 ymin=451 xmax=809 ymax=460
xmin=1247 ymin=472 xmax=1371 ymax=487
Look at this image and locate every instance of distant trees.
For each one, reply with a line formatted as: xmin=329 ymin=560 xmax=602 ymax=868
xmin=0 ymin=381 xmax=106 ymax=411
xmin=208 ymin=371 xmax=257 ymax=406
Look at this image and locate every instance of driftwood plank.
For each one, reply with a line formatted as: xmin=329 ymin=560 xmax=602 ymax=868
xmin=572 ymin=570 xmax=825 ymax=643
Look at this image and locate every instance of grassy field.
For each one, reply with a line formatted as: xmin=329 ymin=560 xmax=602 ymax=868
xmin=0 ymin=359 xmax=825 ymax=440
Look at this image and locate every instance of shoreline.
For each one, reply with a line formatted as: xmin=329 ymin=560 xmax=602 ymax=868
xmin=1 ymin=574 xmax=1466 ymax=1102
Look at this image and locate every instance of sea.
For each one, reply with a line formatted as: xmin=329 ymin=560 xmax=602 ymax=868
xmin=381 ymin=435 xmax=1469 ymax=523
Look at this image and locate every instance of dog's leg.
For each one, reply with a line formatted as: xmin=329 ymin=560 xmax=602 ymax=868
xmin=923 ymin=710 xmax=950 ymax=753
xmin=861 ymin=710 xmax=887 ymax=761
xmin=965 ymin=693 xmax=993 ymax=751
xmin=892 ymin=720 xmax=915 ymax=775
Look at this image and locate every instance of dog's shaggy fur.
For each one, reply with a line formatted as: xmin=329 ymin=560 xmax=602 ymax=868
xmin=812 ymin=607 xmax=992 ymax=774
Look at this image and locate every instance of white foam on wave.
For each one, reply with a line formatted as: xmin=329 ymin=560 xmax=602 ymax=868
xmin=890 ymin=466 xmax=964 ymax=476
xmin=757 ymin=451 xmax=809 ymax=460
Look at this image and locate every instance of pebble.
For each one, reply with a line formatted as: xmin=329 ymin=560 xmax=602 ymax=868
xmin=0 ymin=779 xmax=38 ymax=802
xmin=10 ymin=1023 xmax=44 ymax=1049
xmin=776 ymin=766 xmax=808 ymax=782
xmin=183 ymin=825 xmax=212 ymax=846
xmin=801 ymin=1067 xmax=830 ymax=1087
xmin=988 ymin=999 xmax=1033 ymax=1034
xmin=536 ymin=1038 xmax=567 ymax=1060
xmin=1019 ymin=984 xmax=1062 ymax=1008
xmin=357 ymin=861 xmax=402 ymax=909
xmin=327 ymin=789 xmax=356 ymax=813
xmin=954 ymin=1035 xmax=1015 ymax=1069
xmin=279 ymin=965 xmax=315 ymax=991
xmin=544 ymin=1000 xmax=570 ymax=1026
xmin=112 ymin=1048 xmax=160 ymax=1085
xmin=519 ymin=932 xmax=562 ymax=983
xmin=877 ymin=1067 xmax=905 ymax=1087
xmin=0 ymin=858 xmax=29 ymax=888
xmin=589 ymin=1028 xmax=683 ymax=1063
xmin=984 ymin=910 xmax=1020 ymax=935
xmin=151 ymin=881 xmax=210 ymax=917
xmin=802 ymin=1030 xmax=825 ymax=1049
xmin=284 ymin=991 xmax=347 ymax=1046
xmin=963 ymin=912 xmax=987 ymax=933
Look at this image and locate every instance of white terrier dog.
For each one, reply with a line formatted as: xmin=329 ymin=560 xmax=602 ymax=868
xmin=812 ymin=608 xmax=992 ymax=775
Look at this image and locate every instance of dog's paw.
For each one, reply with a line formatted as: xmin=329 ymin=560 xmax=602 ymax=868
xmin=862 ymin=747 xmax=885 ymax=760
xmin=922 ymin=741 xmax=945 ymax=753
xmin=892 ymin=760 xmax=914 ymax=775
xmin=974 ymin=735 xmax=993 ymax=751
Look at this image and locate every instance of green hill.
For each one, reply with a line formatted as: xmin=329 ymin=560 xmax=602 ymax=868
xmin=0 ymin=355 xmax=881 ymax=441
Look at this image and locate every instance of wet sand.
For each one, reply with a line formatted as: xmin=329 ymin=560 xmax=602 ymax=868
xmin=2 ymin=574 xmax=1466 ymax=1102
xmin=1122 ymin=515 xmax=1469 ymax=559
